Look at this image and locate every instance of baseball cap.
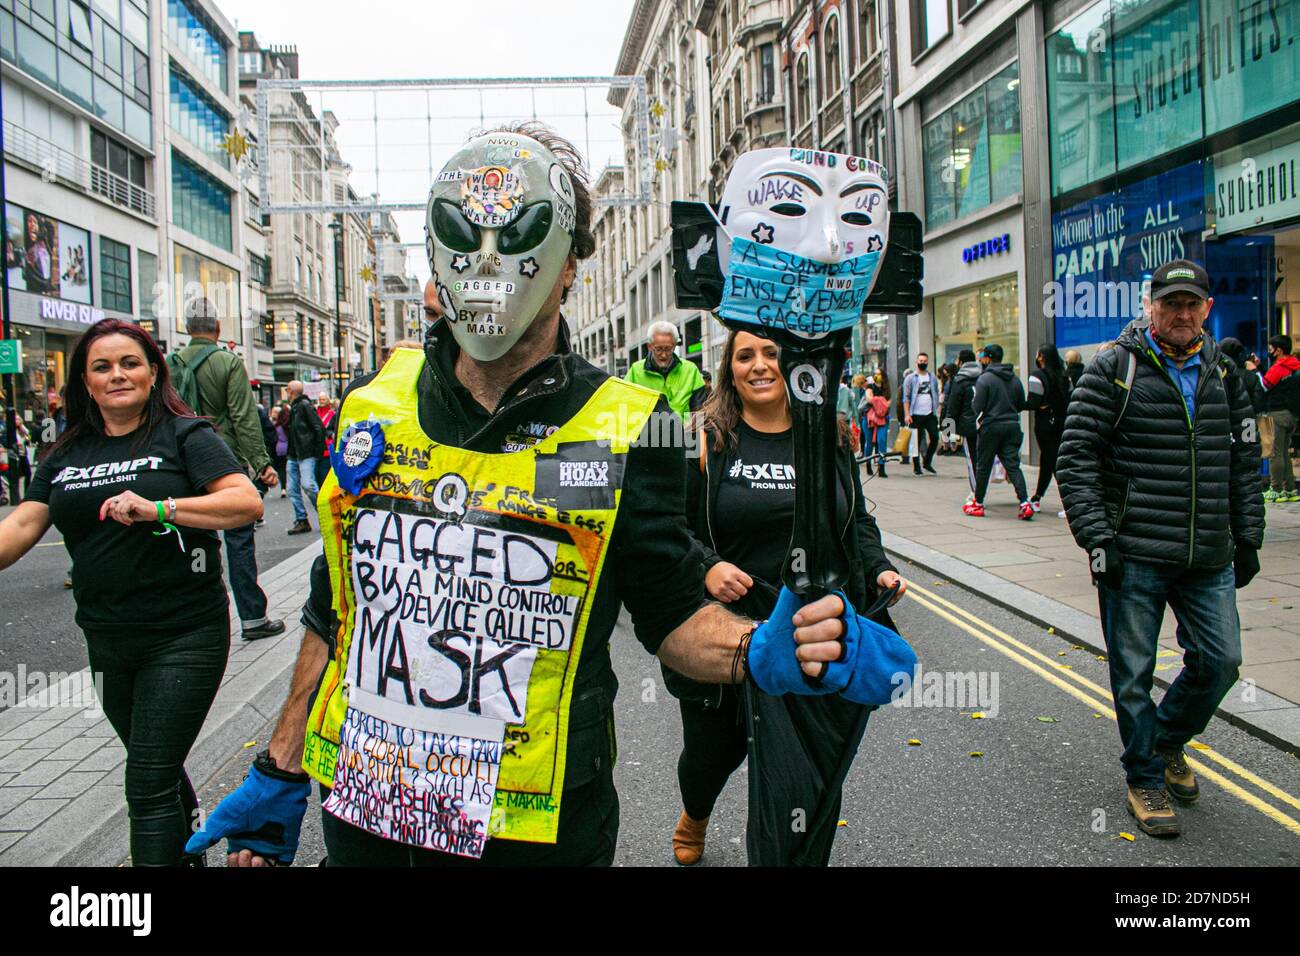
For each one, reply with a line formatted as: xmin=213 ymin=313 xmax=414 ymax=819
xmin=1150 ymin=260 xmax=1210 ymax=300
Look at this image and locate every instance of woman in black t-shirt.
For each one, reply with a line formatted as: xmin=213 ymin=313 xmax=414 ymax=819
xmin=665 ymin=329 xmax=907 ymax=866
xmin=0 ymin=319 xmax=263 ymax=866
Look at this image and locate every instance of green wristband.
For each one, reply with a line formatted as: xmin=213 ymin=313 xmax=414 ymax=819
xmin=155 ymin=500 xmax=165 ymax=523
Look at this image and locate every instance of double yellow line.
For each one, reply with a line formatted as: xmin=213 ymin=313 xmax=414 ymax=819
xmin=903 ymin=579 xmax=1300 ymax=837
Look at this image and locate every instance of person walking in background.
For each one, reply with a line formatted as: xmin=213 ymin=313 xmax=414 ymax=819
xmin=902 ymin=353 xmax=940 ymax=475
xmin=314 ymin=392 xmax=336 ymax=487
xmin=1057 ymin=259 xmax=1264 ymax=838
xmin=624 ymin=320 xmax=709 ymax=423
xmin=269 ymin=405 xmax=289 ymax=497
xmin=285 ymin=380 xmax=324 ymax=535
xmin=944 ymin=349 xmax=981 ymax=503
xmin=863 ymin=371 xmax=892 ymax=478
xmin=1219 ymin=339 xmax=1266 ymax=419
xmin=1065 ymin=349 xmax=1085 ymax=391
xmin=1027 ymin=345 xmax=1071 ymax=517
xmin=966 ymin=343 xmax=1033 ymax=520
xmin=1260 ymin=334 xmax=1300 ymax=503
xmin=0 ymin=319 xmax=264 ymax=865
xmin=170 ymin=298 xmax=285 ymax=642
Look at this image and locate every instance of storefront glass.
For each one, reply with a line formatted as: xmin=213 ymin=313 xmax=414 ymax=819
xmin=174 ymin=245 xmax=240 ymax=344
xmin=1046 ymin=2 xmax=1115 ymax=197
xmin=934 ymin=276 xmax=1021 ymax=370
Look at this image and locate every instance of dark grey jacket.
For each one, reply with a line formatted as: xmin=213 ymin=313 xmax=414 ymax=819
xmin=973 ymin=364 xmax=1025 ymax=429
xmin=1057 ymin=322 xmax=1265 ymax=569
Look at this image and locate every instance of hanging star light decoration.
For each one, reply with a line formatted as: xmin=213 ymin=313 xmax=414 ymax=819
xmin=222 ymin=129 xmax=251 ymax=164
xmin=650 ymin=100 xmax=667 ymax=121
xmin=655 ymin=156 xmax=670 ymax=173
xmin=359 ymin=264 xmax=377 ymax=284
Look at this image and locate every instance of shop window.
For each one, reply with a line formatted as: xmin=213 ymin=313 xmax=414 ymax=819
xmin=99 ymin=236 xmax=132 ymax=312
xmin=922 ymin=61 xmax=1021 ymax=230
xmin=68 ymin=2 xmax=94 ymax=52
xmin=1203 ymin=0 xmax=1300 ymax=136
xmin=934 ymin=276 xmax=1020 ymax=369
xmin=174 ymin=245 xmax=239 ymax=340
xmin=137 ymin=249 xmax=158 ymax=320
xmin=1112 ymin=0 xmax=1202 ymax=173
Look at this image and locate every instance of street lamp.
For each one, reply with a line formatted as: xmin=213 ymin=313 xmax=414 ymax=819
xmin=328 ymin=217 xmax=344 ymax=392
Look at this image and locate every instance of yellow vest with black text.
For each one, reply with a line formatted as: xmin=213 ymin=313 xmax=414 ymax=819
xmin=303 ymin=348 xmax=658 ymax=845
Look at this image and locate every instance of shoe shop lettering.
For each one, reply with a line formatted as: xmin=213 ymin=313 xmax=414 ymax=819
xmin=728 ymin=458 xmax=795 ymax=490
xmin=53 ymin=457 xmax=161 ymax=491
xmin=351 ymin=507 xmax=579 ymax=718
xmin=324 ymin=708 xmax=497 ymax=858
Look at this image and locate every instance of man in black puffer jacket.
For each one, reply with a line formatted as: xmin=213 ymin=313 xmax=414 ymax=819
xmin=1057 ymin=259 xmax=1265 ymax=839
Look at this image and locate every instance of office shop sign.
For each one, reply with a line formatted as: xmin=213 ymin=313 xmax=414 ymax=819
xmin=1214 ymin=136 xmax=1300 ymax=235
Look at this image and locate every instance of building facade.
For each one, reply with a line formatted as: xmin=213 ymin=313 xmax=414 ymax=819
xmin=3 ymin=0 xmax=272 ymax=436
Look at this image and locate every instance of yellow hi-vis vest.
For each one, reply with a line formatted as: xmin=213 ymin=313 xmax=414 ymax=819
xmin=304 ymin=348 xmax=659 ymax=853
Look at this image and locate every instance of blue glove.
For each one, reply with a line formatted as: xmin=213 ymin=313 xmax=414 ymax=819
xmin=185 ymin=753 xmax=311 ymax=865
xmin=837 ymin=602 xmax=918 ymax=706
xmin=747 ymin=586 xmax=859 ymax=697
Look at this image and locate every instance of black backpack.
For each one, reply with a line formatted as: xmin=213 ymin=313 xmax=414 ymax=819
xmin=167 ymin=344 xmax=221 ymax=416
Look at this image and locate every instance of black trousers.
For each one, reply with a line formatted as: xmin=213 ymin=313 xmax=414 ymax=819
xmin=974 ymin=420 xmax=1029 ymax=504
xmin=86 ymin=615 xmax=229 ymax=866
xmin=1033 ymin=421 xmax=1063 ymax=502
xmin=911 ymin=413 xmax=939 ymax=469
xmin=677 ymin=687 xmax=748 ymax=820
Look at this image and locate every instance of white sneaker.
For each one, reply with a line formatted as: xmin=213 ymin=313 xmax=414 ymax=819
xmin=965 ymin=492 xmax=976 ymax=506
xmin=1029 ymin=499 xmax=1042 ymax=513
xmin=1057 ymin=510 xmax=1067 ymax=518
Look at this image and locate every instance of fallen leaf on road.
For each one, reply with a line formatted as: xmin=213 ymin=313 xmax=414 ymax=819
xmin=1118 ymin=832 xmax=1135 ymax=842
xmin=1047 ymin=627 xmax=1056 ymax=634
xmin=969 ymin=752 xmax=983 ymax=758
xmin=1058 ymin=651 xmax=1068 ymax=657
xmin=837 ymin=819 xmax=848 ymax=827
xmin=907 ymin=739 xmax=922 ymax=746
xmin=1093 ymin=713 xmax=1104 ymax=719
xmin=971 ymin=712 xmax=986 ymax=719
xmin=1072 ymin=645 xmax=1085 ymax=650
xmin=1035 ymin=716 xmax=1057 ymax=723
xmin=243 ymin=740 xmax=257 ymax=748
xmin=1189 ymin=742 xmax=1209 ymax=751
xmin=1096 ymin=655 xmax=1107 ymax=661
xmin=1060 ymin=665 xmax=1074 ymax=670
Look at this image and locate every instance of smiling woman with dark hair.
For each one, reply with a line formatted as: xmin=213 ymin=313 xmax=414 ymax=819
xmin=0 ymin=318 xmax=263 ymax=866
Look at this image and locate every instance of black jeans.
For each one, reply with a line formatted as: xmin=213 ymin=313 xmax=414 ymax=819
xmin=1033 ymin=421 xmax=1063 ymax=502
xmin=319 ymin=766 xmax=620 ymax=866
xmin=85 ymin=615 xmax=229 ymax=866
xmin=911 ymin=414 xmax=939 ymax=469
xmin=974 ymin=420 xmax=1029 ymax=504
xmin=678 ymin=687 xmax=748 ymax=820
xmin=223 ymin=522 xmax=269 ymax=626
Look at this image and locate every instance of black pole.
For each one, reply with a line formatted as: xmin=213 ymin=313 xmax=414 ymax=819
xmin=0 ymin=100 xmax=21 ymax=504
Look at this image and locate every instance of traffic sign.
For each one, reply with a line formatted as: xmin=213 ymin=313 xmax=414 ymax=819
xmin=0 ymin=339 xmax=21 ymax=375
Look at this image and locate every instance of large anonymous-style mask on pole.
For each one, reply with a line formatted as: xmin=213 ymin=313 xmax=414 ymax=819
xmin=713 ymin=148 xmax=890 ymax=339
xmin=425 ymin=132 xmax=578 ymax=361
xmin=671 ymin=146 xmax=923 ymax=597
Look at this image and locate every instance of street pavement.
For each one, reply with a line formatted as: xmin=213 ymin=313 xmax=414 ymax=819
xmin=197 ymin=574 xmax=1300 ymax=867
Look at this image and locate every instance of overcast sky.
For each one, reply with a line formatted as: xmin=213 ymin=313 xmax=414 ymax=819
xmin=220 ymin=0 xmax=639 ymax=282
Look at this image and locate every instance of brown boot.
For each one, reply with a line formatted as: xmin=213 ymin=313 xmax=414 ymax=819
xmin=672 ymin=810 xmax=709 ymax=865
xmin=1160 ymin=749 xmax=1200 ymax=803
xmin=1126 ymin=786 xmax=1180 ymax=837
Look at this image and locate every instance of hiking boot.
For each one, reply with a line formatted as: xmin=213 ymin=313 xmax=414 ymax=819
xmin=287 ymin=519 xmax=312 ymax=535
xmin=672 ymin=810 xmax=709 ymax=866
xmin=242 ymin=619 xmax=287 ymax=642
xmin=1160 ymin=749 xmax=1199 ymax=803
xmin=1018 ymin=501 xmax=1035 ymax=520
xmin=1126 ymin=786 xmax=1180 ymax=837
xmin=962 ymin=501 xmax=985 ymax=517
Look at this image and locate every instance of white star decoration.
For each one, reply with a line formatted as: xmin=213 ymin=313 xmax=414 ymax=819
xmin=751 ymin=222 xmax=775 ymax=244
xmin=519 ymin=257 xmax=540 ymax=278
xmin=450 ymin=253 xmax=470 ymax=273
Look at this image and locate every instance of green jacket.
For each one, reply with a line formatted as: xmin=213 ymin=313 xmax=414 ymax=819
xmin=624 ymin=353 xmax=707 ymax=422
xmin=177 ymin=338 xmax=270 ymax=473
